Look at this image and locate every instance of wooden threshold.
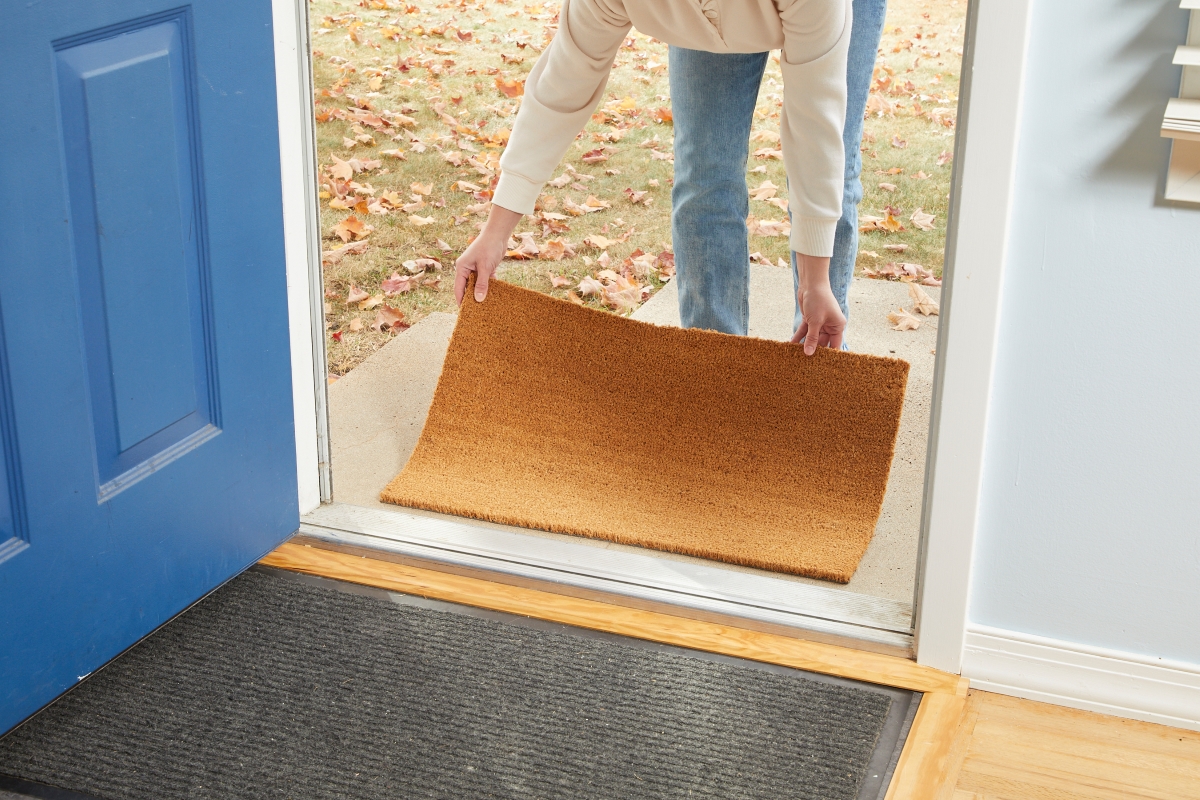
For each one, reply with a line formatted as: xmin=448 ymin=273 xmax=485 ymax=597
xmin=261 ymin=539 xmax=969 ymax=799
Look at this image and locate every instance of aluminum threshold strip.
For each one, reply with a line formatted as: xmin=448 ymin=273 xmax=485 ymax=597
xmin=300 ymin=503 xmax=914 ymax=654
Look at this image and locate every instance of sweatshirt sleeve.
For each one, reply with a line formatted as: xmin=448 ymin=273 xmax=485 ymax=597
xmin=493 ymin=0 xmax=632 ymax=215
xmin=778 ymin=0 xmax=852 ymax=257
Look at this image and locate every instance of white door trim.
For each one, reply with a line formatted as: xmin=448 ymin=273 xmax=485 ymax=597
xmin=272 ymin=0 xmax=327 ymax=515
xmin=273 ymin=0 xmax=1031 ymax=668
xmin=911 ymin=0 xmax=1033 ymax=672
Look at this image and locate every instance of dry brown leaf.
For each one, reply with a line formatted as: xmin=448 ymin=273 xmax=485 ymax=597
xmin=878 ymin=182 xmax=897 ymax=192
xmin=910 ymin=208 xmax=936 ymax=230
xmin=890 ymin=136 xmax=907 ymax=149
xmin=884 ymin=243 xmax=909 ymax=252
xmin=495 ymin=77 xmax=524 ymax=98
xmin=329 ymin=156 xmax=355 ymax=182
xmin=753 ymin=147 xmax=784 ymax=160
xmin=332 ymin=215 xmax=372 ymax=242
xmin=751 ymin=130 xmax=781 ymax=143
xmin=887 ymin=308 xmax=922 ymax=331
xmin=410 ymin=182 xmax=433 ymax=195
xmin=750 ymin=180 xmax=779 ymax=201
xmin=653 ymin=106 xmax=673 ymax=124
xmin=581 ymin=148 xmax=608 ymax=164
xmin=359 ymin=294 xmax=383 ymax=311
xmin=373 ymin=304 xmax=408 ymax=332
xmin=348 ymin=318 xmax=364 ymax=332
xmin=937 ymin=150 xmax=953 ymax=166
xmin=540 ymin=239 xmax=570 ymax=260
xmin=548 ymin=272 xmax=572 ymax=288
xmin=409 ymin=215 xmax=436 ymax=226
xmin=345 ymin=284 xmax=369 ymax=304
xmin=583 ymin=235 xmax=616 ymax=249
xmin=322 ymin=240 xmax=369 ymax=266
xmin=566 ymin=291 xmax=584 ymax=305
xmin=577 ymin=276 xmax=604 ymax=297
xmin=382 ymin=271 xmax=420 ymax=294
xmin=908 ymin=283 xmax=940 ymax=316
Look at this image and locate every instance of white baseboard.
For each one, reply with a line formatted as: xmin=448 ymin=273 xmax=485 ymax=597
xmin=962 ymin=624 xmax=1200 ymax=731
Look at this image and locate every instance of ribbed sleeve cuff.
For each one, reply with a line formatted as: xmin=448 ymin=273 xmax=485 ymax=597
xmin=790 ymin=216 xmax=838 ymax=258
xmin=492 ymin=170 xmax=543 ymax=216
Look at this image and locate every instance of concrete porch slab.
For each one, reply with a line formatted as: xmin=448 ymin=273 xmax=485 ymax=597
xmin=327 ymin=268 xmax=938 ymax=603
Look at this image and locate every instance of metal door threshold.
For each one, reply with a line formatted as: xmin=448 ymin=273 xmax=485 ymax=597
xmin=300 ymin=503 xmax=915 ymax=657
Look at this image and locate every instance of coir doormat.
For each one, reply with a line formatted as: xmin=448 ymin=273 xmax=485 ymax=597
xmin=382 ymin=280 xmax=909 ymax=583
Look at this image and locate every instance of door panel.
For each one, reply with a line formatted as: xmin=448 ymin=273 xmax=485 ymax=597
xmin=0 ymin=0 xmax=299 ymax=734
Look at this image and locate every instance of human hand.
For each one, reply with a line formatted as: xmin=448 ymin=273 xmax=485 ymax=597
xmin=454 ymin=204 xmax=522 ymax=305
xmin=790 ymin=253 xmax=846 ymax=355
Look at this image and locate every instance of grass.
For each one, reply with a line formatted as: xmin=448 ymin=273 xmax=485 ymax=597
xmin=311 ymin=0 xmax=966 ymax=376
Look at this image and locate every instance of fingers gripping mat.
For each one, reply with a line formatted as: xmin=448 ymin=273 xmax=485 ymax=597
xmin=382 ymin=280 xmax=909 ymax=583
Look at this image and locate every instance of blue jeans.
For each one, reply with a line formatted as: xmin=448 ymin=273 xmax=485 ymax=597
xmin=669 ymin=0 xmax=889 ymax=339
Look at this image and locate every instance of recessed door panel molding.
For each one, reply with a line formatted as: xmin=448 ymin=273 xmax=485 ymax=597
xmin=54 ymin=11 xmax=221 ymax=500
xmin=0 ymin=306 xmax=28 ymax=565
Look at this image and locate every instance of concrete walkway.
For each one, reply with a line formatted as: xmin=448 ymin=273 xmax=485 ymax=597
xmin=327 ymin=267 xmax=938 ymax=603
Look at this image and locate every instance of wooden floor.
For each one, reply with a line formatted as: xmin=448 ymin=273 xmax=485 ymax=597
xmin=263 ymin=541 xmax=1200 ymax=800
xmin=939 ymin=690 xmax=1200 ymax=800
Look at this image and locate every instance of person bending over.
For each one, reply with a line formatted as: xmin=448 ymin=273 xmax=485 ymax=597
xmin=455 ymin=0 xmax=861 ymax=356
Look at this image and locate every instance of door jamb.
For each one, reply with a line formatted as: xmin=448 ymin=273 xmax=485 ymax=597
xmin=274 ymin=0 xmax=1034 ymax=671
xmin=273 ymin=0 xmax=330 ymax=515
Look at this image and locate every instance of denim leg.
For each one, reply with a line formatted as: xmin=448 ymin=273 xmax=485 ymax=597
xmin=670 ymin=46 xmax=769 ymax=336
xmin=792 ymin=0 xmax=889 ymax=343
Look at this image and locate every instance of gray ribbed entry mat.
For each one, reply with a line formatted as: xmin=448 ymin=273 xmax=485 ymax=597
xmin=0 ymin=566 xmax=917 ymax=800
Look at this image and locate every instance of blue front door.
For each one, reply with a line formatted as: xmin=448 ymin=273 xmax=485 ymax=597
xmin=0 ymin=0 xmax=299 ymax=733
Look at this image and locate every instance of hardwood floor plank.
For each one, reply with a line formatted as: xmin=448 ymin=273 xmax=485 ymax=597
xmin=885 ymin=691 xmax=967 ymax=800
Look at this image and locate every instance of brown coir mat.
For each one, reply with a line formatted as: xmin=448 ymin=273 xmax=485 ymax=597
xmin=381 ymin=280 xmax=909 ymax=583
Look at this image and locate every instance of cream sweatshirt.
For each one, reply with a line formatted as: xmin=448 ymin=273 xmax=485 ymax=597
xmin=493 ymin=0 xmax=852 ymax=257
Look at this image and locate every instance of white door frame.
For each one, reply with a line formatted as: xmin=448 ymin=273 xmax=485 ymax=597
xmin=270 ymin=0 xmax=1034 ymax=673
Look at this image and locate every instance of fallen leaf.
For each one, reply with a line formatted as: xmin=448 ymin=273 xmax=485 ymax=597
xmin=373 ymin=304 xmax=408 ymax=332
xmin=348 ymin=318 xmax=364 ymax=332
xmin=435 ymin=238 xmax=453 ymax=252
xmin=653 ymin=106 xmax=673 ymax=124
xmin=908 ymin=283 xmax=940 ymax=315
xmin=548 ymin=272 xmax=572 ymax=288
xmin=581 ymin=149 xmax=608 ymax=164
xmin=578 ymin=276 xmax=604 ymax=297
xmin=547 ymin=173 xmax=572 ymax=188
xmin=656 ymin=250 xmax=676 ymax=279
xmin=495 ymin=77 xmax=525 ymax=98
xmin=750 ymin=180 xmax=779 ymax=201
xmin=346 ymin=284 xmax=369 ymax=304
xmin=936 ymin=150 xmax=953 ymax=166
xmin=912 ymin=170 xmax=930 ymax=180
xmin=359 ymin=294 xmax=383 ymax=311
xmin=878 ymin=182 xmax=897 ymax=192
xmin=751 ymin=130 xmax=781 ymax=143
xmin=329 ymin=155 xmax=355 ymax=181
xmin=411 ymin=182 xmax=433 ymax=195
xmin=583 ymin=235 xmax=615 ymax=249
xmin=567 ymin=291 xmax=584 ymax=305
xmin=332 ymin=215 xmax=372 ymax=242
xmin=382 ymin=271 xmax=420 ymax=294
xmin=887 ymin=308 xmax=922 ymax=331
xmin=753 ymin=147 xmax=784 ymax=160
xmin=452 ymin=180 xmax=483 ymax=192
xmin=910 ymin=208 xmax=936 ymax=230
xmin=322 ymin=240 xmax=369 ymax=265
xmin=891 ymin=136 xmax=908 ymax=149
xmin=332 ymin=331 xmax=342 ymax=342
xmin=540 ymin=239 xmax=570 ymax=260
xmin=409 ymin=215 xmax=436 ymax=226
xmin=624 ymin=187 xmax=650 ymax=205
xmin=884 ymin=243 xmax=909 ymax=252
